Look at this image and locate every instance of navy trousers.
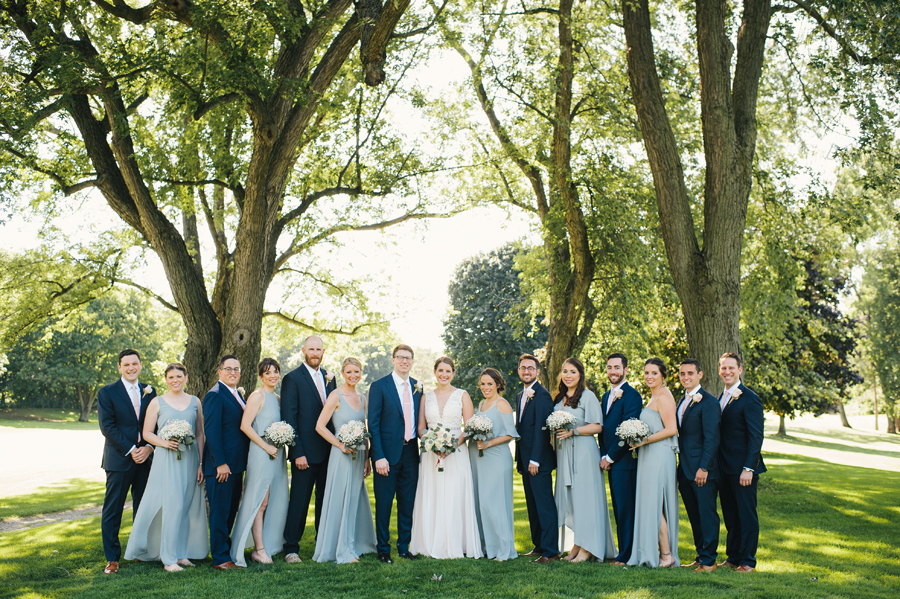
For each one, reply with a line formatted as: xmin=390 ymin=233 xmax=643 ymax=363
xmin=719 ymin=473 xmax=759 ymax=567
xmin=206 ymin=472 xmax=244 ymax=566
xmin=608 ymin=468 xmax=637 ymax=562
xmin=282 ymin=457 xmax=329 ymax=555
xmin=101 ymin=463 xmax=150 ymax=561
xmin=678 ymin=468 xmax=720 ymax=566
xmin=373 ymin=443 xmax=419 ymax=555
xmin=522 ymin=468 xmax=558 ymax=558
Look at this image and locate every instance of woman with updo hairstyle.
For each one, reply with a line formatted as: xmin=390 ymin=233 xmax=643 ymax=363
xmin=468 ymin=367 xmax=519 ymax=561
xmin=409 ymin=355 xmax=483 ymax=558
xmin=125 ymin=363 xmax=208 ymax=571
xmin=626 ymin=357 xmax=679 ymax=568
xmin=552 ymin=357 xmax=616 ymax=563
xmin=312 ymin=356 xmax=377 ymax=563
xmin=231 ymin=357 xmax=290 ymax=566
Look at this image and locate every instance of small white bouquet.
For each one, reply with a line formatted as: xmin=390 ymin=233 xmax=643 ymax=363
xmin=544 ymin=410 xmax=577 ymax=449
xmin=337 ymin=419 xmax=370 ymax=461
xmin=462 ymin=414 xmax=495 ymax=457
xmin=263 ymin=421 xmax=296 ymax=460
xmin=158 ymin=419 xmax=195 ymax=460
xmin=419 ymin=424 xmax=459 ymax=472
xmin=615 ymin=417 xmax=650 ymax=458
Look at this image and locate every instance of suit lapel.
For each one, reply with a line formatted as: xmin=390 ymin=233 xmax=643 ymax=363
xmin=386 ymin=376 xmax=405 ymax=416
xmin=217 ymin=382 xmax=244 ymax=411
xmin=299 ymin=365 xmax=322 ymax=400
xmin=115 ymin=380 xmax=139 ymax=425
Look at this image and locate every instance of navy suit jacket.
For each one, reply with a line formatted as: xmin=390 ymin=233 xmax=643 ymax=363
xmin=202 ymin=382 xmax=250 ymax=476
xmin=514 ymin=382 xmax=556 ymax=473
xmin=368 ymin=373 xmax=422 ymax=465
xmin=676 ymin=387 xmax=720 ymax=480
xmin=599 ymin=382 xmax=643 ymax=469
xmin=718 ymin=383 xmax=767 ymax=476
xmin=281 ymin=364 xmax=337 ymax=464
xmin=98 ymin=379 xmax=156 ymax=471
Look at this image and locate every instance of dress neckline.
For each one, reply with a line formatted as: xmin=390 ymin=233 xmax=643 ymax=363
xmin=159 ymin=394 xmax=193 ymax=412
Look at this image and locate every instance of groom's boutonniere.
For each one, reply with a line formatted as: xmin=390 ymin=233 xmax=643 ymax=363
xmin=524 ymin=388 xmax=535 ymax=400
xmin=237 ymin=386 xmax=246 ymax=396
xmin=729 ymin=388 xmax=743 ymax=405
xmin=142 ymin=385 xmax=153 ymax=396
xmin=414 ymin=382 xmax=423 ymax=394
xmin=690 ymin=392 xmax=703 ymax=404
xmin=613 ymin=388 xmax=624 ymax=400
xmin=325 ymin=372 xmax=335 ymax=385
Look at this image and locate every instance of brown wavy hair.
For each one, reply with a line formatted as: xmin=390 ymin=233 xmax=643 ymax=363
xmin=554 ymin=357 xmax=585 ymax=409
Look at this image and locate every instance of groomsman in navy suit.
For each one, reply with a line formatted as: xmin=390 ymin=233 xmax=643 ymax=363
xmin=717 ymin=352 xmax=766 ymax=573
xmin=281 ymin=335 xmax=337 ymax=562
xmin=514 ymin=354 xmax=558 ymax=563
xmin=98 ymin=349 xmax=156 ymax=574
xmin=676 ymin=358 xmax=721 ymax=572
xmin=203 ymin=355 xmax=250 ymax=570
xmin=599 ymin=352 xmax=642 ymax=565
xmin=369 ymin=344 xmax=422 ymax=563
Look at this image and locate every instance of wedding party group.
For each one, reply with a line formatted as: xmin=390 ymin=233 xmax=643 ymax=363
xmin=97 ymin=338 xmax=765 ymax=577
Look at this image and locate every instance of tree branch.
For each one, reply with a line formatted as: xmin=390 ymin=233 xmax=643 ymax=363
xmin=789 ymin=0 xmax=900 ymax=67
xmin=263 ymin=311 xmax=383 ymax=336
xmin=392 ymin=0 xmax=448 ymax=39
xmin=114 ymin=278 xmax=180 ymax=312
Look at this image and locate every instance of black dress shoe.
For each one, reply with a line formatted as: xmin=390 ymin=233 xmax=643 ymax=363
xmin=377 ymin=553 xmax=393 ymax=563
xmin=399 ymin=552 xmax=418 ymax=561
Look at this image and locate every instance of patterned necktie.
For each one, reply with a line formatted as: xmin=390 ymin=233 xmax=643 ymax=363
xmin=402 ymin=381 xmax=413 ymax=441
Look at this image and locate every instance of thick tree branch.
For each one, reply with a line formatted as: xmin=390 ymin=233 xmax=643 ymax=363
xmin=114 ymin=278 xmax=180 ymax=312
xmin=88 ymin=0 xmax=154 ymax=24
xmin=789 ymin=0 xmax=900 ymax=67
xmin=263 ymin=311 xmax=382 ymax=335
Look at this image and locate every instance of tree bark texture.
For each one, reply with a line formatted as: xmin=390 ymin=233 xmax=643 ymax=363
xmin=621 ymin=0 xmax=771 ymax=394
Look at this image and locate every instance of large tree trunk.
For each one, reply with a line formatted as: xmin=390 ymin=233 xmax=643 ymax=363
xmin=78 ymin=389 xmax=94 ymax=423
xmin=621 ymin=0 xmax=771 ymax=393
xmin=777 ymin=412 xmax=786 ymax=436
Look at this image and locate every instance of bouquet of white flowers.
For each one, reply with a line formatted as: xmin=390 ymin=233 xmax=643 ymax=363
xmin=419 ymin=424 xmax=459 ymax=472
xmin=158 ymin=419 xmax=195 ymax=460
xmin=337 ymin=419 xmax=370 ymax=461
xmin=615 ymin=417 xmax=650 ymax=458
xmin=462 ymin=414 xmax=495 ymax=457
xmin=543 ymin=410 xmax=577 ymax=449
xmin=263 ymin=421 xmax=296 ymax=460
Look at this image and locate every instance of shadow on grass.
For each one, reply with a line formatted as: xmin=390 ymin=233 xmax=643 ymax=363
xmin=765 ymin=432 xmax=900 ymax=460
xmin=0 ymin=479 xmax=106 ymax=522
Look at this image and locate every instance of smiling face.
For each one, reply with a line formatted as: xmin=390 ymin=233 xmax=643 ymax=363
xmin=260 ymin=365 xmax=281 ymax=388
xmin=679 ymin=363 xmax=703 ymax=391
xmin=718 ymin=356 xmax=743 ymax=388
xmin=434 ymin=362 xmax=455 ymax=386
xmin=643 ymin=363 xmax=663 ymax=390
xmin=560 ymin=362 xmax=581 ymax=390
xmin=118 ymin=354 xmax=142 ymax=384
xmin=218 ymin=358 xmax=241 ymax=387
xmin=392 ymin=350 xmax=414 ymax=377
xmin=480 ymin=374 xmax=497 ymax=400
xmin=518 ymin=358 xmax=538 ymax=385
xmin=342 ymin=362 xmax=362 ymax=386
xmin=302 ymin=336 xmax=325 ymax=369
xmin=166 ymin=368 xmax=187 ymax=393
xmin=606 ymin=357 xmax=626 ymax=386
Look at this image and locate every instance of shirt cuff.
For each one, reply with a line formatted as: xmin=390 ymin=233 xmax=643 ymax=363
xmin=529 ymin=460 xmax=540 ymax=467
xmin=602 ymin=454 xmax=614 ymax=464
xmin=743 ymin=467 xmax=754 ymax=472
xmin=126 ymin=445 xmax=136 ymax=456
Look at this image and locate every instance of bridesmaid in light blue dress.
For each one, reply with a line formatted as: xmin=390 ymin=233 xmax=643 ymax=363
xmin=313 ymin=357 xmax=376 ymax=563
xmin=231 ymin=358 xmax=289 ymax=566
xmin=125 ymin=363 xmax=208 ymax=572
xmin=627 ymin=357 xmax=679 ymax=568
xmin=553 ymin=357 xmax=617 ymax=563
xmin=468 ymin=368 xmax=519 ymax=561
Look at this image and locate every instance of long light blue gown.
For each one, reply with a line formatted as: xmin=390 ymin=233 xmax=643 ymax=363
xmin=231 ymin=391 xmax=289 ymax=566
xmin=313 ymin=392 xmax=376 ymax=563
xmin=124 ymin=396 xmax=208 ymax=565
xmin=468 ymin=402 xmax=519 ymax=560
xmin=627 ymin=407 xmax=680 ymax=567
xmin=554 ymin=389 xmax=617 ymax=560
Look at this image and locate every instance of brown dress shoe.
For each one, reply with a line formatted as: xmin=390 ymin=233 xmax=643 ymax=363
xmin=212 ymin=560 xmax=242 ymax=570
xmin=609 ymin=560 xmax=627 ymax=566
xmin=737 ymin=565 xmax=756 ymax=573
xmin=718 ymin=560 xmax=738 ymax=569
xmin=681 ymin=559 xmax=700 ymax=568
xmin=103 ymin=561 xmax=119 ymax=574
xmin=533 ymin=555 xmax=560 ymax=564
xmin=693 ymin=564 xmax=717 ymax=572
xmin=524 ymin=548 xmax=541 ymax=556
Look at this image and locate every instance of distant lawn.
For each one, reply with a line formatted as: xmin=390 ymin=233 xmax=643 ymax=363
xmin=0 ymin=480 xmax=105 ymax=522
xmin=1 ymin=450 xmax=898 ymax=599
xmin=0 ymin=408 xmax=97 ymax=430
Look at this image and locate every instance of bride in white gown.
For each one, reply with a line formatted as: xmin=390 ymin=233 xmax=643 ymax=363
xmin=410 ymin=356 xmax=483 ymax=559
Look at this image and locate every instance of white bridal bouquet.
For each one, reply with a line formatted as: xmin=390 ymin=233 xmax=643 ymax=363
xmin=544 ymin=411 xmax=578 ymax=449
xmin=263 ymin=421 xmax=296 ymax=460
xmin=462 ymin=414 xmax=494 ymax=457
xmin=337 ymin=419 xmax=370 ymax=461
xmin=419 ymin=424 xmax=458 ymax=472
xmin=158 ymin=419 xmax=195 ymax=460
xmin=615 ymin=417 xmax=651 ymax=458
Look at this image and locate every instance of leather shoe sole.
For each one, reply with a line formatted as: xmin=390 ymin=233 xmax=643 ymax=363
xmin=212 ymin=561 xmax=243 ymax=570
xmin=718 ymin=560 xmax=738 ymax=569
xmin=693 ymin=564 xmax=717 ymax=572
xmin=609 ymin=560 xmax=627 ymax=566
xmin=681 ymin=560 xmax=700 ymax=568
xmin=533 ymin=555 xmax=560 ymax=564
xmin=103 ymin=561 xmax=119 ymax=574
xmin=737 ymin=565 xmax=756 ymax=572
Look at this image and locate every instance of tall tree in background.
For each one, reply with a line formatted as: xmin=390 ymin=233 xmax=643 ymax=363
xmin=0 ymin=0 xmax=448 ymax=392
xmin=443 ymin=244 xmax=547 ymax=396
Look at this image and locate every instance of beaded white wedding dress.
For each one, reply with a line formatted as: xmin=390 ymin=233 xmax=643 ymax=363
xmin=409 ymin=388 xmax=483 ymax=558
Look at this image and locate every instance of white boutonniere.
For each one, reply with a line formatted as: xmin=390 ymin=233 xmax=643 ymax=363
xmin=142 ymin=385 xmax=153 ymax=396
xmin=325 ymin=372 xmax=335 ymax=384
xmin=524 ymin=388 xmax=535 ymax=400
xmin=414 ymin=382 xmax=423 ymax=394
xmin=613 ymin=388 xmax=623 ymax=399
xmin=728 ymin=387 xmax=742 ymax=405
xmin=237 ymin=386 xmax=246 ymax=396
xmin=691 ymin=392 xmax=702 ymax=404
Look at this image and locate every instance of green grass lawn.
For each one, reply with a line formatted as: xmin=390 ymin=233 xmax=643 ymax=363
xmin=2 ymin=449 xmax=898 ymax=599
xmin=0 ymin=480 xmax=106 ymax=522
xmin=0 ymin=408 xmax=98 ymax=430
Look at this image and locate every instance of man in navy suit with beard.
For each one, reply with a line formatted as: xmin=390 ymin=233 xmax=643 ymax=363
xmin=599 ymin=352 xmax=642 ymax=565
xmin=98 ymin=349 xmax=156 ymax=574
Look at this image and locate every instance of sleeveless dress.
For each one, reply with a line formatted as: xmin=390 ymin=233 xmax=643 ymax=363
xmin=468 ymin=402 xmax=519 ymax=560
xmin=410 ymin=388 xmax=483 ymax=558
xmin=554 ymin=389 xmax=617 ymax=560
xmin=312 ymin=392 xmax=376 ymax=563
xmin=627 ymin=406 xmax=680 ymax=567
xmin=124 ymin=396 xmax=208 ymax=565
xmin=230 ymin=391 xmax=289 ymax=566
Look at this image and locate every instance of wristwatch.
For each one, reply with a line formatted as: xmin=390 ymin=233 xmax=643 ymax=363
xmin=699 ymin=467 xmax=708 ymax=472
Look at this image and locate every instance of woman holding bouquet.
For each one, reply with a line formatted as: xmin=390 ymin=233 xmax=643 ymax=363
xmin=626 ymin=358 xmax=679 ymax=568
xmin=410 ymin=356 xmax=483 ymax=558
xmin=312 ymin=357 xmax=376 ymax=563
xmin=468 ymin=368 xmax=519 ymax=561
xmin=231 ymin=358 xmax=289 ymax=566
xmin=124 ymin=363 xmax=208 ymax=571
xmin=552 ymin=357 xmax=616 ymax=563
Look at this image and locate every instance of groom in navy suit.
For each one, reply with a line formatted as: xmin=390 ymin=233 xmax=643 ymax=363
xmin=599 ymin=352 xmax=642 ymax=565
xmin=369 ymin=344 xmax=422 ymax=563
xmin=98 ymin=349 xmax=156 ymax=574
xmin=203 ymin=355 xmax=250 ymax=570
xmin=676 ymin=358 xmax=721 ymax=572
xmin=281 ymin=335 xmax=337 ymax=562
xmin=514 ymin=353 xmax=558 ymax=563
xmin=717 ymin=352 xmax=766 ymax=573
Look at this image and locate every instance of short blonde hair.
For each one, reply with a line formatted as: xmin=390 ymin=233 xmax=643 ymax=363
xmin=342 ymin=356 xmax=363 ymax=371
